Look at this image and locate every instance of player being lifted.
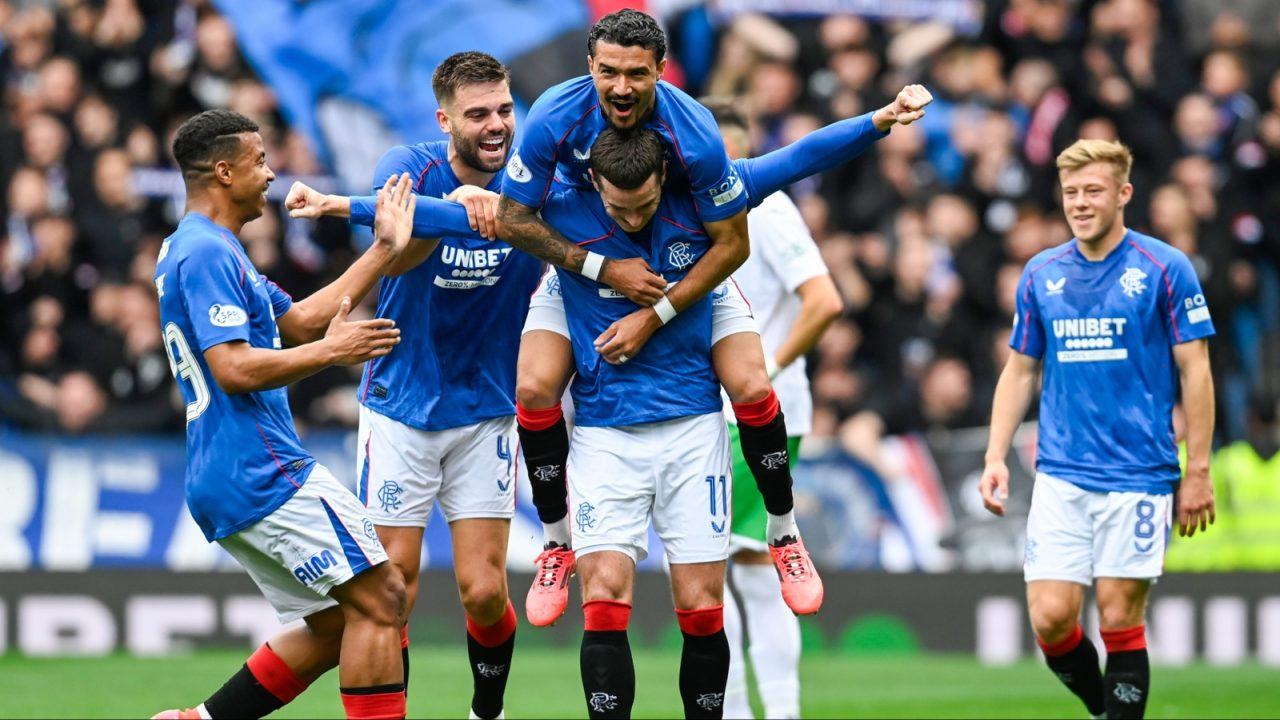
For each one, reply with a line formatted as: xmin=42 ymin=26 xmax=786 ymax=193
xmin=313 ymin=105 xmax=923 ymax=716
xmin=151 ymin=110 xmax=416 ymax=720
xmin=501 ymin=9 xmax=931 ymax=626
xmin=980 ymin=139 xmax=1216 ymax=719
xmin=700 ymin=98 xmax=844 ymax=720
xmin=287 ymin=51 xmax=538 ymax=720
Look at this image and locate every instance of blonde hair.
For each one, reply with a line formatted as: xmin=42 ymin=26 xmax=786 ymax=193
xmin=1056 ymin=139 xmax=1133 ymax=185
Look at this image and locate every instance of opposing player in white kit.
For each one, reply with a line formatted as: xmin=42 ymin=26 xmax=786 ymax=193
xmin=980 ymin=139 xmax=1216 ymax=719
xmin=151 ymin=110 xmax=417 ymax=720
xmin=700 ymin=98 xmax=844 ymax=720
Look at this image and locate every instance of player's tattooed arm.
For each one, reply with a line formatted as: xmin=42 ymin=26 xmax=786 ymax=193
xmin=1173 ymin=338 xmax=1216 ymax=536
xmin=497 ymin=194 xmax=666 ymax=304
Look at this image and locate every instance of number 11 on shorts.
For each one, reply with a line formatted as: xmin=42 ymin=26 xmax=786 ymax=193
xmin=706 ymin=475 xmax=727 ymax=533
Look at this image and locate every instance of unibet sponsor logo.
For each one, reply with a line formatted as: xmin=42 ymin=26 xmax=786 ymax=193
xmin=1052 ymin=317 xmax=1128 ymax=363
xmin=434 ymin=245 xmax=513 ymax=289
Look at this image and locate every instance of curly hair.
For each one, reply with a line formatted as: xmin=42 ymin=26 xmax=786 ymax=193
xmin=588 ymin=9 xmax=666 ymax=63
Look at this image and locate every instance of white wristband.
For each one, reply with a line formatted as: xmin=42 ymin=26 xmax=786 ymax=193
xmin=653 ymin=296 xmax=678 ymax=324
xmin=581 ymin=252 xmax=606 ymax=281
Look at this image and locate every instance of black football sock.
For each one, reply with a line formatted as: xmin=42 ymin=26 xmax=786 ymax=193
xmin=1038 ymin=626 xmax=1105 ymax=717
xmin=466 ymin=603 xmax=517 ymax=719
xmin=581 ymin=600 xmax=635 ymax=720
xmin=1102 ymin=626 xmax=1150 ymax=720
xmin=678 ymin=632 xmax=729 ymax=718
xmin=733 ymin=393 xmax=794 ymax=516
xmin=203 ymin=644 xmax=306 ymax=719
xmin=517 ymin=406 xmax=571 ymax=525
xmin=581 ymin=630 xmax=635 ymax=719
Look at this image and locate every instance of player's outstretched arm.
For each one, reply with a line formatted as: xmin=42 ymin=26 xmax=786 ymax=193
xmin=286 ymin=178 xmax=473 ymax=241
xmin=737 ymin=85 xmax=931 ymax=205
xmin=277 ymin=174 xmax=416 ymax=345
xmin=204 ymin=296 xmax=400 ymax=394
xmin=1173 ymin=338 xmax=1216 ymax=536
xmin=496 ymin=194 xmax=667 ymax=304
xmin=980 ymin=351 xmax=1042 ymax=516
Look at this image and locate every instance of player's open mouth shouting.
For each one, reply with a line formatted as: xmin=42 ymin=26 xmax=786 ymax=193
xmin=477 ymin=133 xmax=508 ymax=162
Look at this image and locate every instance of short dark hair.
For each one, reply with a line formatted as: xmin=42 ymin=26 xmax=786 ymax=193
xmin=698 ymin=96 xmax=749 ymax=133
xmin=588 ymin=9 xmax=666 ymax=63
xmin=172 ymin=109 xmax=259 ymax=176
xmin=589 ymin=127 xmax=665 ymax=190
xmin=432 ymin=51 xmax=510 ymax=105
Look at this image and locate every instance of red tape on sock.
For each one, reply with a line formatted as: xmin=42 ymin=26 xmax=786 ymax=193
xmin=516 ymin=402 xmax=563 ymax=431
xmin=1036 ymin=624 xmax=1083 ymax=657
xmin=466 ymin=600 xmax=516 ymax=648
xmin=340 ymin=689 xmax=406 ymax=720
xmin=732 ymin=390 xmax=779 ymax=427
xmin=1101 ymin=625 xmax=1146 ymax=653
xmin=676 ymin=605 xmax=724 ymax=637
xmin=246 ymin=643 xmax=309 ymax=704
xmin=583 ymin=600 xmax=632 ymax=631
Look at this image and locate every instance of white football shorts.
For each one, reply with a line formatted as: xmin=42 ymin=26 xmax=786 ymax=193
xmin=522 ymin=268 xmax=758 ymax=344
xmin=1023 ymin=472 xmax=1173 ymax=585
xmin=218 ymin=464 xmax=389 ymax=623
xmin=568 ymin=412 xmax=733 ymax=565
xmin=355 ymin=406 xmax=516 ymax=527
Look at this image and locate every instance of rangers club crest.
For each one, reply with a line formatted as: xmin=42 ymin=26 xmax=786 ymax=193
xmin=761 ymin=451 xmax=789 ymax=470
xmin=668 ymin=241 xmax=694 ymax=269
xmin=575 ymin=501 xmax=598 ymax=532
xmin=1113 ymin=683 xmax=1144 ymax=704
xmin=475 ymin=662 xmax=506 ymax=678
xmin=696 ymin=693 xmax=724 ymax=711
xmin=377 ymin=480 xmax=403 ymax=513
xmin=533 ymin=464 xmax=560 ymax=482
xmin=1119 ymin=268 xmax=1148 ymax=298
xmin=588 ymin=692 xmax=618 ymax=712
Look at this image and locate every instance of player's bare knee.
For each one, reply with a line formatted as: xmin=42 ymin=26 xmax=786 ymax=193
xmin=578 ymin=554 xmax=633 ymax=604
xmin=1098 ymin=601 xmax=1145 ymax=630
xmin=725 ymin=371 xmax=771 ymax=405
xmin=343 ymin=563 xmax=408 ymax=628
xmin=516 ymin=375 xmax=560 ymax=410
xmin=1029 ymin=597 xmax=1078 ymax=641
xmin=459 ymin=578 xmax=508 ymax=623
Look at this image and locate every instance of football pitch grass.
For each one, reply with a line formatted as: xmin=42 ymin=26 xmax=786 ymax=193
xmin=3 ymin=648 xmax=1279 ymax=718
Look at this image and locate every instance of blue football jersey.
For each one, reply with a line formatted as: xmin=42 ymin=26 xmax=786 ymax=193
xmin=357 ymin=141 xmax=543 ymax=431
xmin=503 ymin=75 xmax=747 ymax=223
xmin=1011 ymin=230 xmax=1216 ymax=494
xmin=540 ymin=184 xmax=725 ymax=427
xmin=155 ymin=213 xmax=315 ymax=541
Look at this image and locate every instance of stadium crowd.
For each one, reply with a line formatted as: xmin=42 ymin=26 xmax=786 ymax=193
xmin=1 ymin=0 xmax=1277 ymax=456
